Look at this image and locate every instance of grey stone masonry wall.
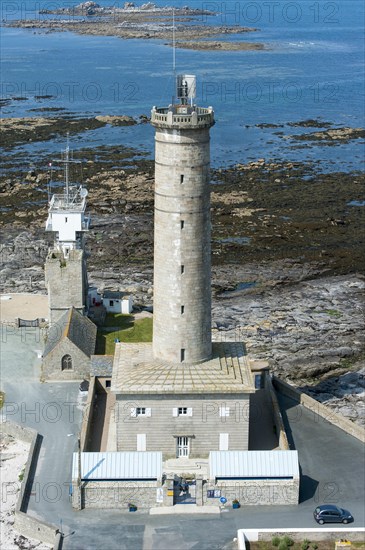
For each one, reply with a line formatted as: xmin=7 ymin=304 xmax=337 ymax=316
xmin=73 ymin=481 xmax=160 ymax=510
xmin=45 ymin=248 xmax=87 ymax=325
xmin=203 ymin=478 xmax=299 ymax=506
xmin=1 ymin=422 xmax=60 ymax=546
xmin=264 ymin=373 xmax=289 ymax=450
xmin=115 ymin=393 xmax=250 ymax=459
xmin=152 ymin=113 xmax=214 ymax=365
xmin=273 ymin=376 xmax=365 ymax=443
xmin=42 ymin=338 xmax=91 ymax=380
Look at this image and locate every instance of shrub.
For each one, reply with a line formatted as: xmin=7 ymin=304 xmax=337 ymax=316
xmin=282 ymin=536 xmax=294 ymax=547
xmin=272 ymin=536 xmax=281 ymax=547
xmin=278 ymin=541 xmax=288 ymax=550
xmin=302 ymin=539 xmax=311 ymax=550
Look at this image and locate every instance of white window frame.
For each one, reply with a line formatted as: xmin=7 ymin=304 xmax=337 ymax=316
xmin=131 ymin=407 xmax=151 ymax=417
xmin=219 ymin=406 xmax=230 ymax=417
xmin=177 ymin=436 xmax=189 ymax=457
xmin=137 ymin=433 xmax=146 ymax=451
xmin=173 ymin=407 xmax=193 ymax=417
xmin=219 ymin=433 xmax=229 ymax=451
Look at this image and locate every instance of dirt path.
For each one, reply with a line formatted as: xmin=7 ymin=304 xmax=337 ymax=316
xmin=0 ymin=294 xmax=48 ymax=324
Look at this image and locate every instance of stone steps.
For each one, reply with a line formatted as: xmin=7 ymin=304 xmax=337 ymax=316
xmin=163 ymin=458 xmax=208 ymax=477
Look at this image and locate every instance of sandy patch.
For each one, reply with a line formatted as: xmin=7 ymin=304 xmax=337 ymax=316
xmin=0 ymin=435 xmax=51 ymax=549
xmin=0 ymin=294 xmax=48 ymax=324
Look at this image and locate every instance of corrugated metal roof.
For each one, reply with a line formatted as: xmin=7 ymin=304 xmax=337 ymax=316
xmin=209 ymin=451 xmax=299 ymax=479
xmin=72 ymin=452 xmax=162 ymax=480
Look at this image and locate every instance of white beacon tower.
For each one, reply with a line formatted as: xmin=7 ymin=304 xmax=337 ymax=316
xmin=45 ymin=143 xmax=90 ymax=325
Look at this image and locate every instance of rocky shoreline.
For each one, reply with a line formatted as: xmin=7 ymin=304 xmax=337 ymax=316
xmin=0 ymin=116 xmax=364 ymax=425
xmin=172 ymin=41 xmax=265 ymax=51
xmin=5 ymin=3 xmax=262 ymax=48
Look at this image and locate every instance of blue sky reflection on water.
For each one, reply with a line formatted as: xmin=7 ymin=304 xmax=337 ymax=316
xmin=1 ymin=0 xmax=364 ymax=170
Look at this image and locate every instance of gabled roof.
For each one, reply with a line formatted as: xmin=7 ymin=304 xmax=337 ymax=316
xmin=103 ymin=290 xmax=130 ymax=300
xmin=43 ymin=307 xmax=97 ymax=358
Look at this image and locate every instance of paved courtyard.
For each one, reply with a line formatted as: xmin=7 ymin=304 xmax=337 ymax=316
xmin=1 ymin=329 xmax=364 ymax=550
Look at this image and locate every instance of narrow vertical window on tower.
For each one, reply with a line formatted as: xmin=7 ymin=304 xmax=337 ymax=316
xmin=180 ymin=220 xmax=185 ymax=229
xmin=180 ymin=174 xmax=184 ymax=184
xmin=181 ymin=265 xmax=185 ymax=274
xmin=181 ymin=349 xmax=185 ymax=362
xmin=181 ymin=305 xmax=185 ymax=315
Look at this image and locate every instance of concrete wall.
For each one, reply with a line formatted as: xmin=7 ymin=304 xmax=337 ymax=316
xmin=72 ymin=480 xmax=160 ymax=510
xmin=264 ymin=373 xmax=289 ymax=450
xmin=45 ymin=249 xmax=87 ymax=325
xmin=103 ymin=298 xmax=122 ymax=314
xmin=42 ymin=338 xmax=91 ymax=381
xmin=80 ymin=376 xmax=97 ymax=451
xmin=152 ymin=125 xmax=213 ymax=364
xmin=115 ymin=393 xmax=250 ymax=458
xmin=0 ymin=421 xmax=60 ymax=547
xmin=273 ymin=377 xmax=365 ymax=443
xmin=14 ymin=512 xmax=58 ymax=547
xmin=1 ymin=421 xmax=36 ymax=444
xmin=203 ymin=478 xmax=299 ymax=507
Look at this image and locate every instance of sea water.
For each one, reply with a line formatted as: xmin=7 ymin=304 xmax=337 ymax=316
xmin=0 ymin=0 xmax=364 ymax=170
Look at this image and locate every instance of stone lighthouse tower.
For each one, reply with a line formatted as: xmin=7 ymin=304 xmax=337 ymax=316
xmin=111 ymin=76 xmax=254 ymax=460
xmin=45 ymin=143 xmax=90 ymax=325
xmin=151 ymin=75 xmax=215 ymax=364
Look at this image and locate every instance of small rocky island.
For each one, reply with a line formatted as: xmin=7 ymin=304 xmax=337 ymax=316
xmin=5 ymin=1 xmax=264 ymax=50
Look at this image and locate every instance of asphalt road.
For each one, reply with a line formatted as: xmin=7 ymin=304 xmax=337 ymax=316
xmin=1 ymin=329 xmax=364 ymax=549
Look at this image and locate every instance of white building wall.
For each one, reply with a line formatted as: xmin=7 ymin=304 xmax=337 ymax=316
xmin=103 ymin=297 xmax=132 ymax=314
xmin=103 ymin=299 xmax=122 ymax=314
xmin=51 ymin=211 xmax=82 ymax=242
xmin=121 ymin=297 xmax=133 ymax=314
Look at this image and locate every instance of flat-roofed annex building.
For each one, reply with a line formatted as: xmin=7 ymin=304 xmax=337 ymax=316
xmin=112 ymin=342 xmax=255 ymax=458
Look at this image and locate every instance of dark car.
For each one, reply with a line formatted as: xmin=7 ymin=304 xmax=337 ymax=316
xmin=79 ymin=379 xmax=89 ymax=392
xmin=314 ymin=505 xmax=354 ymax=524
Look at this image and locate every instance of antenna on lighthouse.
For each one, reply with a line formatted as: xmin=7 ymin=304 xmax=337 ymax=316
xmin=65 ymin=132 xmax=70 ymax=203
xmin=172 ymin=7 xmax=176 ymax=105
xmin=172 ymin=8 xmax=176 ymax=74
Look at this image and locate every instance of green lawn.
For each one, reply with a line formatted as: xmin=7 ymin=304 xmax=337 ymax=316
xmin=96 ymin=316 xmax=153 ymax=355
xmin=103 ymin=313 xmax=135 ymax=329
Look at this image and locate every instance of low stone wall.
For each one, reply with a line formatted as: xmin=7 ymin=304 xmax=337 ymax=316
xmin=237 ymin=528 xmax=365 ymax=549
xmin=73 ymin=480 xmax=160 ymax=510
xmin=264 ymin=374 xmax=289 ymax=450
xmin=14 ymin=512 xmax=59 ymax=547
xmin=203 ymin=478 xmax=299 ymax=506
xmin=1 ymin=421 xmax=61 ymax=548
xmin=80 ymin=376 xmax=97 ymax=451
xmin=1 ymin=420 xmax=36 ymax=444
xmin=273 ymin=377 xmax=365 ymax=443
